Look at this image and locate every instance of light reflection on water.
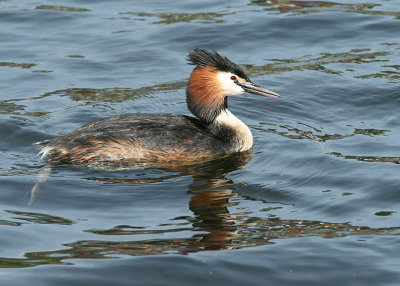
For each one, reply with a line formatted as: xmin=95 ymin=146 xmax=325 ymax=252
xmin=2 ymin=157 xmax=400 ymax=268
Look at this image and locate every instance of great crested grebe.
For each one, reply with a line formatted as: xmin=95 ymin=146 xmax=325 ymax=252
xmin=37 ymin=49 xmax=280 ymax=165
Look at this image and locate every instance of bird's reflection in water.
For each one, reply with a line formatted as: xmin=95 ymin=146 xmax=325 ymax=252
xmin=189 ymin=188 xmax=240 ymax=250
xmin=14 ymin=152 xmax=400 ymax=267
xmin=87 ymin=151 xmax=251 ymax=251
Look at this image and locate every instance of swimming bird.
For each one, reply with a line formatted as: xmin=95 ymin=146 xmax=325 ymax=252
xmin=37 ymin=49 xmax=280 ymax=165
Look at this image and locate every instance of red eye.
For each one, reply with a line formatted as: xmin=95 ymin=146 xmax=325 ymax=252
xmin=230 ymin=76 xmax=237 ymax=81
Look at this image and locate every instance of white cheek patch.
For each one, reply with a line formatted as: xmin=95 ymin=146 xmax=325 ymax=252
xmin=217 ymin=72 xmax=245 ymax=96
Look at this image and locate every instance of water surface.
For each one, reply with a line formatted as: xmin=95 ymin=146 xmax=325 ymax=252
xmin=1 ymin=0 xmax=400 ymax=285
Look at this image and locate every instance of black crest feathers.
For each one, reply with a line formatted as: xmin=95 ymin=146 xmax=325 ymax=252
xmin=187 ymin=49 xmax=249 ymax=80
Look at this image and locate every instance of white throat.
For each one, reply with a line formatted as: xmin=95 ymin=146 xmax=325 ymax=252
xmin=213 ymin=110 xmax=253 ymax=152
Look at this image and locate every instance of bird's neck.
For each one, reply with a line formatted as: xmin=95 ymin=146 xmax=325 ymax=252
xmin=208 ymin=109 xmax=253 ymax=152
xmin=186 ymin=87 xmax=253 ymax=152
xmin=186 ymin=88 xmax=227 ymax=124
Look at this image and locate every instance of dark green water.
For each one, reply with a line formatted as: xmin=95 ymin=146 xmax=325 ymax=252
xmin=1 ymin=1 xmax=399 ymax=285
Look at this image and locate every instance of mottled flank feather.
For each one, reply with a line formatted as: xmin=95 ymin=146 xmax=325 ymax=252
xmin=36 ymin=114 xmax=239 ymax=165
xmin=187 ymin=49 xmax=249 ymax=81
